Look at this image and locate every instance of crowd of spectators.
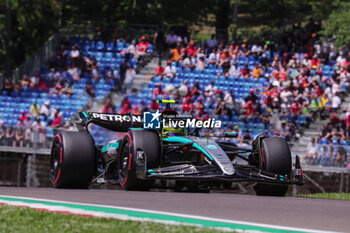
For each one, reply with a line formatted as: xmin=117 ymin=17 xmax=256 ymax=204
xmin=119 ymin=23 xmax=350 ymax=167
xmin=2 ymin=23 xmax=350 ymax=168
xmin=0 ymin=31 xmax=152 ymax=148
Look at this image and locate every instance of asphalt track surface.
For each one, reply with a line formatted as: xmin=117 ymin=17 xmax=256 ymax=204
xmin=0 ymin=187 xmax=349 ymax=232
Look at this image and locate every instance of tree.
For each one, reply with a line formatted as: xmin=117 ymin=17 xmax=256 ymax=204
xmin=322 ymin=1 xmax=350 ymax=47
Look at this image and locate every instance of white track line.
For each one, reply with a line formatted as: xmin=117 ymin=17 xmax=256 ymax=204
xmin=0 ymin=195 xmax=339 ymax=233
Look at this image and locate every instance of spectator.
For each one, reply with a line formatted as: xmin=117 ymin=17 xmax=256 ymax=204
xmin=126 ymin=40 xmax=137 ymax=59
xmin=124 ymin=65 xmax=136 ymax=94
xmin=120 ymin=102 xmax=132 ymax=114
xmin=0 ymin=121 xmax=5 ymax=145
xmin=166 ymin=31 xmax=177 ymax=48
xmin=150 ymin=99 xmax=159 ymax=111
xmin=39 ymin=100 xmax=52 ymax=120
xmin=137 ymin=35 xmax=149 ymax=62
xmin=164 ymin=60 xmax=176 ymax=79
xmin=101 ymin=97 xmax=115 ymax=114
xmin=85 ymin=81 xmax=96 ymax=98
xmin=219 ymin=49 xmax=231 ymax=74
xmin=133 ymin=104 xmax=142 ymax=115
xmin=32 ymin=117 xmax=46 ymax=148
xmin=206 ymin=34 xmax=218 ymax=52
xmin=24 ymin=127 xmax=32 ymax=147
xmin=153 ymin=25 xmax=165 ymax=66
xmin=196 ymin=56 xmax=205 ymax=70
xmin=119 ymin=59 xmax=128 ymax=93
xmin=305 ymin=137 xmax=318 ymax=165
xmin=153 ymin=83 xmax=164 ymax=99
xmin=30 ymin=100 xmax=40 ymax=117
xmin=51 ymin=79 xmax=64 ymax=97
xmin=62 ymin=81 xmax=75 ymax=97
xmin=186 ymin=41 xmax=197 ymax=57
xmin=245 ymin=90 xmax=258 ymax=104
xmin=229 ymin=62 xmax=240 ymax=78
xmin=252 ymin=64 xmax=264 ymax=79
xmin=51 ymin=109 xmax=63 ymax=128
xmin=331 ymin=93 xmax=341 ymax=112
xmin=182 ymin=98 xmax=194 ymax=114
xmin=170 ymin=44 xmax=181 ymax=62
xmin=14 ymin=126 xmax=25 ymax=147
xmin=4 ymin=125 xmax=15 ymax=146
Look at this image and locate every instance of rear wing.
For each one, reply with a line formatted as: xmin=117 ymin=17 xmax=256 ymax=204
xmin=78 ymin=112 xmax=144 ymax=132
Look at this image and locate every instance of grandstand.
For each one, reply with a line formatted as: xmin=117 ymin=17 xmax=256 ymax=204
xmin=1 ymin=24 xmax=350 ymax=170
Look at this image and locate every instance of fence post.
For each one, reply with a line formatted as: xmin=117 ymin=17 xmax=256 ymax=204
xmin=339 ymin=171 xmax=344 ymax=193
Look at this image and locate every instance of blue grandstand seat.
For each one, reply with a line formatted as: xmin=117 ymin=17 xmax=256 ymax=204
xmin=148 ymin=44 xmax=153 ymax=53
xmin=117 ymin=42 xmax=124 ymax=51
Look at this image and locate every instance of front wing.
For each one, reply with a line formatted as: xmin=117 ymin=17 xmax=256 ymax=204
xmin=145 ymin=156 xmax=305 ymax=186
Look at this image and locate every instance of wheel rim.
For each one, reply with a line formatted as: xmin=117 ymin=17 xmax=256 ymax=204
xmin=119 ymin=142 xmax=130 ymax=184
xmin=50 ymin=136 xmax=61 ymax=181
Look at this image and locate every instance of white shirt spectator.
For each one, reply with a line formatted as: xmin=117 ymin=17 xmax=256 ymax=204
xmin=229 ymin=64 xmax=240 ymax=77
xmin=176 ymin=36 xmax=188 ymax=44
xmin=251 ymin=44 xmax=262 ymax=54
xmin=125 ymin=69 xmax=135 ymax=83
xmin=336 ymin=54 xmax=346 ymax=65
xmin=40 ymin=102 xmax=52 ymax=117
xmin=205 ymin=84 xmax=217 ymax=97
xmin=70 ymin=49 xmax=80 ymax=58
xmin=332 ymin=95 xmax=341 ymax=108
xmin=332 ymin=82 xmax=341 ymax=95
xmin=208 ymin=52 xmax=216 ymax=63
xmin=126 ymin=44 xmax=137 ymax=55
xmin=224 ymin=93 xmax=234 ymax=106
xmin=164 ymin=65 xmax=176 ymax=77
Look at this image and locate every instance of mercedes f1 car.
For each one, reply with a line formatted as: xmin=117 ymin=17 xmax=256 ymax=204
xmin=50 ymin=100 xmax=305 ymax=196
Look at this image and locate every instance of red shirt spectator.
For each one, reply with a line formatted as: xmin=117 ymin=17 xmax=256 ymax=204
xmin=150 ymin=100 xmax=159 ymax=111
xmin=155 ymin=66 xmax=165 ymax=76
xmin=51 ymin=109 xmax=62 ymax=128
xmin=19 ymin=111 xmax=28 ymax=122
xmin=138 ymin=36 xmax=149 ymax=54
xmin=182 ymin=98 xmax=194 ymax=113
xmin=241 ymin=65 xmax=250 ymax=76
xmin=153 ymin=84 xmax=164 ymax=99
xmin=291 ymin=100 xmax=302 ymax=114
xmin=120 ymin=103 xmax=132 ymax=114
xmin=244 ymin=101 xmax=254 ymax=116
xmin=186 ymin=41 xmax=197 ymax=57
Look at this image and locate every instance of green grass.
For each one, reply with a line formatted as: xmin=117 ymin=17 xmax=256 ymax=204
xmin=0 ymin=205 xmax=229 ymax=233
xmin=299 ymin=193 xmax=350 ymax=200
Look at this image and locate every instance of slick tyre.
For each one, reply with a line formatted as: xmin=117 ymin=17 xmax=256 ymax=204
xmin=254 ymin=137 xmax=292 ymax=196
xmin=118 ymin=130 xmax=160 ymax=190
xmin=50 ymin=131 xmax=96 ymax=188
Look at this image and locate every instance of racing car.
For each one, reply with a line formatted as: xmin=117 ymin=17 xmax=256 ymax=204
xmin=50 ymin=100 xmax=305 ymax=196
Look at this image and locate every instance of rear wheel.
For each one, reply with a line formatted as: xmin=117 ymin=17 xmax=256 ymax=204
xmin=50 ymin=131 xmax=96 ymax=188
xmin=254 ymin=137 xmax=292 ymax=196
xmin=118 ymin=130 xmax=160 ymax=190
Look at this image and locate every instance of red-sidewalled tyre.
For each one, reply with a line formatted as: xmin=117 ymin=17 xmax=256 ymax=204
xmin=50 ymin=131 xmax=96 ymax=188
xmin=118 ymin=130 xmax=160 ymax=190
xmin=254 ymin=137 xmax=292 ymax=196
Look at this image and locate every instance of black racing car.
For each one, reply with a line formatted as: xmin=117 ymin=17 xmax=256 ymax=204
xmin=50 ymin=100 xmax=304 ymax=196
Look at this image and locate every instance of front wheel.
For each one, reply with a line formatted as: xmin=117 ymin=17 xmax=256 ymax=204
xmin=118 ymin=130 xmax=160 ymax=190
xmin=254 ymin=137 xmax=292 ymax=196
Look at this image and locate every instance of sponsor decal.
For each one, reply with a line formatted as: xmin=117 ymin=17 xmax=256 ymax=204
xmin=90 ymin=112 xmax=142 ymax=123
xmin=85 ymin=112 xmax=221 ymax=129
xmin=162 ymin=117 xmax=221 ymax=129
xmin=143 ymin=110 xmax=161 ymax=129
xmin=206 ymin=144 xmax=217 ymax=149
